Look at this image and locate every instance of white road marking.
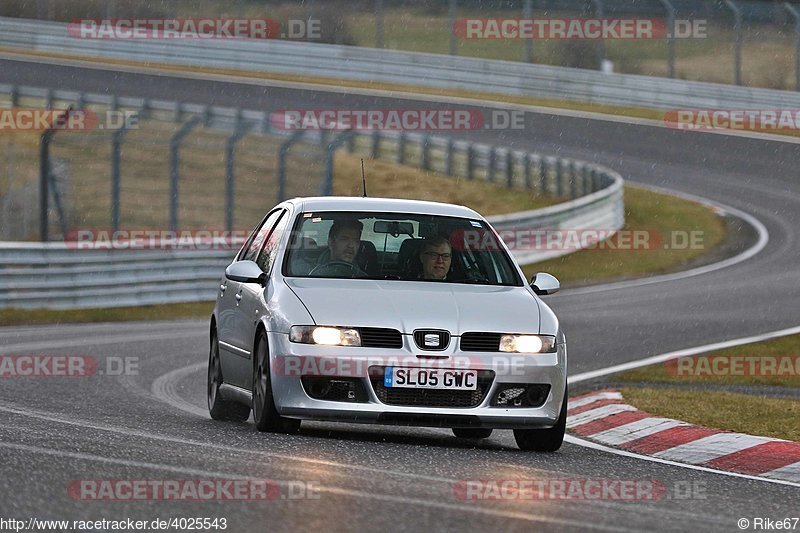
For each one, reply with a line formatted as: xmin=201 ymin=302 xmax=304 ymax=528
xmin=564 ymin=435 xmax=800 ymax=489
xmin=566 ymin=325 xmax=800 ymax=487
xmin=568 ymin=325 xmax=800 ymax=384
xmin=558 ymin=184 xmax=770 ymax=295
xmin=762 ymin=461 xmax=800 ymax=483
xmin=590 ymin=418 xmax=689 ymax=446
xmin=151 ymin=361 xmax=208 ymax=418
xmin=0 ymin=330 xmax=198 ymax=355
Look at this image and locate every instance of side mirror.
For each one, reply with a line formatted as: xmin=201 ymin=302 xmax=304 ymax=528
xmin=531 ymin=272 xmax=560 ymax=295
xmin=225 ymin=260 xmax=266 ymax=285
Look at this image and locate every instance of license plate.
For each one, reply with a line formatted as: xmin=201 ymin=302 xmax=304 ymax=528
xmin=384 ymin=367 xmax=478 ymax=390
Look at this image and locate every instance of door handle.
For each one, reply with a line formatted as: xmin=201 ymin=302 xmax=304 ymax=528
xmin=235 ymin=293 xmax=242 ymax=302
xmin=219 ymin=284 xmax=227 ymax=292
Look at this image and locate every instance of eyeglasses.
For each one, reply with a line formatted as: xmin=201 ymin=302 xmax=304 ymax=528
xmin=423 ymin=252 xmax=452 ymax=260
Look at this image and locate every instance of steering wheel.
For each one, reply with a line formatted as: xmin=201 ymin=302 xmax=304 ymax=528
xmin=309 ymin=260 xmax=368 ymax=278
xmin=458 ymin=269 xmax=489 ymax=283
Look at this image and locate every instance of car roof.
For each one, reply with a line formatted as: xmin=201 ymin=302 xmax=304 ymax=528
xmin=285 ymin=196 xmax=482 ymax=219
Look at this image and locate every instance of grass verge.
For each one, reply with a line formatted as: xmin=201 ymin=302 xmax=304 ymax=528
xmin=620 ymin=387 xmax=800 ymax=442
xmin=0 ymin=301 xmax=214 ymax=326
xmin=334 ymin=152 xmax=562 ymax=216
xmin=615 ymin=334 xmax=800 ymax=389
xmin=522 ymin=185 xmax=727 ymax=286
xmin=0 ymin=113 xmax=562 ymax=240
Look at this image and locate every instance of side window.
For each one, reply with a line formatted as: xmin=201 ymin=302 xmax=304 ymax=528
xmin=256 ymin=211 xmax=289 ymax=273
xmin=241 ymin=210 xmax=283 ymax=263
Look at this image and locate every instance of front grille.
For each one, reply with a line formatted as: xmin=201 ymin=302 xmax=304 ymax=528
xmin=460 ymin=332 xmax=502 ymax=352
xmin=358 ymin=327 xmax=403 ymax=349
xmin=413 ymin=329 xmax=450 ymax=351
xmin=369 ymin=367 xmax=494 ymax=408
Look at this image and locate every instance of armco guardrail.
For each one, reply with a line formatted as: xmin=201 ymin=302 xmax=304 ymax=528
xmin=0 ymin=164 xmax=622 ymax=310
xmin=0 ymin=243 xmax=233 ymax=310
xmin=1 ymin=17 xmax=798 ymax=110
xmin=0 ymin=175 xmax=621 ymax=310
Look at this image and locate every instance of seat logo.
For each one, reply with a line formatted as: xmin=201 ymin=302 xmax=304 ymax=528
xmin=414 ymin=330 xmax=450 ymax=351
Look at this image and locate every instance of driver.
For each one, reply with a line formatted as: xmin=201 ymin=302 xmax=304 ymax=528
xmin=303 ymin=219 xmax=365 ymax=277
xmin=419 ymin=236 xmax=452 ymax=280
xmin=327 ymin=219 xmax=363 ymax=263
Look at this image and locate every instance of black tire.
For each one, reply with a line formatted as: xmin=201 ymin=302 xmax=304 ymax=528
xmin=513 ymin=385 xmax=567 ymax=452
xmin=452 ymin=428 xmax=493 ymax=439
xmin=252 ymin=331 xmax=301 ymax=434
xmin=208 ymin=331 xmax=251 ymax=422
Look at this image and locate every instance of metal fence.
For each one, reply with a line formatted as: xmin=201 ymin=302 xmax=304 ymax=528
xmin=1 ymin=83 xmax=621 ymax=244
xmin=0 ymin=83 xmax=623 ymax=309
xmin=2 ymin=0 xmax=799 ymax=89
xmin=0 ymin=85 xmax=332 ymax=242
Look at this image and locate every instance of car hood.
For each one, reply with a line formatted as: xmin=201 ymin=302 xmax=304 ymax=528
xmin=284 ymin=279 xmax=541 ymax=335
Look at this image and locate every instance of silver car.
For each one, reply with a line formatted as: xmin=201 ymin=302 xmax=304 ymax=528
xmin=207 ymin=197 xmax=567 ymax=451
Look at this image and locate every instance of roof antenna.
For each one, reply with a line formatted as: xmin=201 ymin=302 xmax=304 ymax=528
xmin=360 ymin=158 xmax=368 ymax=197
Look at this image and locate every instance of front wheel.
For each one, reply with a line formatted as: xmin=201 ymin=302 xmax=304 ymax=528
xmin=513 ymin=385 xmax=567 ymax=452
xmin=208 ymin=332 xmax=251 ymax=422
xmin=252 ymin=331 xmax=301 ymax=434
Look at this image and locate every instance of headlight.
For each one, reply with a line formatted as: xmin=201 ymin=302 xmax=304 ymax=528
xmin=499 ymin=334 xmax=556 ymax=353
xmin=289 ymin=326 xmax=362 ymax=347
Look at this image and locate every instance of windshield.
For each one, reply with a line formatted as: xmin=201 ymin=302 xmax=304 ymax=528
xmin=283 ymin=211 xmax=521 ymax=286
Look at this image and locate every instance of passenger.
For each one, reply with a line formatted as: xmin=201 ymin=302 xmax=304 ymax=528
xmin=419 ymin=237 xmax=452 ymax=280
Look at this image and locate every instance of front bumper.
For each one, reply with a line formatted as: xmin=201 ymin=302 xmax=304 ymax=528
xmin=267 ymin=331 xmax=567 ymax=430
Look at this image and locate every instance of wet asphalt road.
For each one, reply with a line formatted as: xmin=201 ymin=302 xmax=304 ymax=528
xmin=0 ymin=55 xmax=798 ymax=531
